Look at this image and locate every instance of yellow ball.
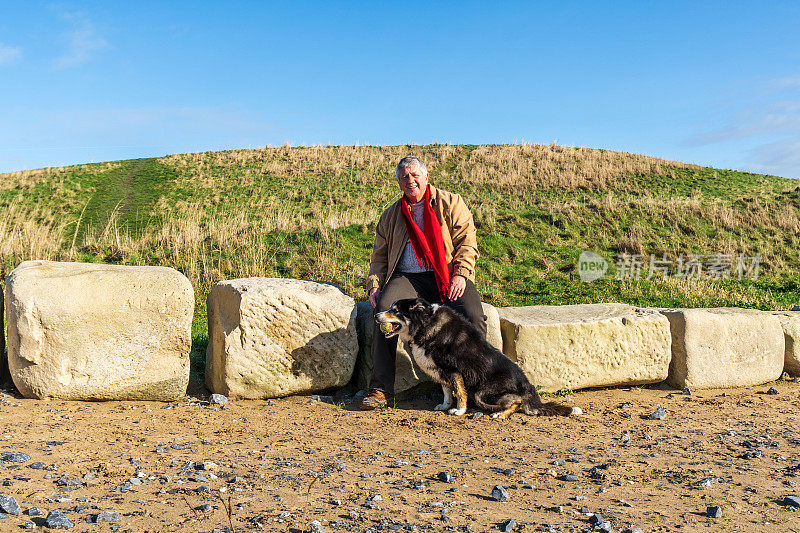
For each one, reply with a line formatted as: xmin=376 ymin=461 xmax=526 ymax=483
xmin=380 ymin=322 xmax=394 ymax=334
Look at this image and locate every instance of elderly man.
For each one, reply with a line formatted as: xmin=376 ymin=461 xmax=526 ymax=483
xmin=360 ymin=156 xmax=486 ymax=410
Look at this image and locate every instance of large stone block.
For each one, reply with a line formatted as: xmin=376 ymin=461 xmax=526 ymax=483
xmin=499 ymin=303 xmax=671 ymax=392
xmin=354 ymin=301 xmax=504 ymax=396
xmin=772 ymin=311 xmax=800 ymax=376
xmin=206 ymin=278 xmax=357 ymax=399
xmin=5 ymin=260 xmax=193 ymax=400
xmin=661 ymin=308 xmax=784 ymax=389
xmin=0 ymin=288 xmax=6 ymax=382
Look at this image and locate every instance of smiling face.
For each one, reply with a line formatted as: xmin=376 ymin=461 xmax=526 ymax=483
xmin=397 ymin=163 xmax=429 ymax=203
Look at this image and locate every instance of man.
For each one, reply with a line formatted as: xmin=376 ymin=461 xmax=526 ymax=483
xmin=360 ymin=156 xmax=486 ymax=410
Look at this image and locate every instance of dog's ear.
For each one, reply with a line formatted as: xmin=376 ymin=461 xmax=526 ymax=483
xmin=410 ymin=298 xmax=430 ymax=313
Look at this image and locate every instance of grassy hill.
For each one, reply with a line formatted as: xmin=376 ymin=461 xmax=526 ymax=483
xmin=2 ymin=143 xmax=798 ymax=379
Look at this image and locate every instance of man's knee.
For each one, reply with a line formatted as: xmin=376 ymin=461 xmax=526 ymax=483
xmin=375 ymin=292 xmax=395 ymax=313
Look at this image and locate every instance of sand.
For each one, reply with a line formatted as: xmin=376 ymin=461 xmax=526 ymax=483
xmin=0 ymin=381 xmax=798 ymax=532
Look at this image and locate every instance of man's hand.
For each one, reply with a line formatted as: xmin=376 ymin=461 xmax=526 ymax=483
xmin=447 ymin=275 xmax=467 ymax=300
xmin=368 ymin=287 xmax=381 ymax=308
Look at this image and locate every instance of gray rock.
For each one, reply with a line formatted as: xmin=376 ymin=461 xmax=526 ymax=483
xmin=437 ymin=472 xmax=455 ymax=483
xmin=647 ymin=405 xmax=667 ymax=420
xmin=1 ymin=452 xmax=30 ymax=462
xmin=310 ymin=395 xmax=334 ymax=403
xmin=196 ymin=504 xmax=212 ymax=513
xmin=0 ymin=495 xmax=21 ymax=515
xmin=682 ymin=387 xmax=692 ymax=395
xmin=94 ymin=510 xmax=121 ymax=522
xmin=501 ymin=519 xmax=517 ymax=532
xmin=785 ymin=495 xmax=800 ymax=507
xmin=45 ymin=509 xmax=74 ymax=529
xmin=25 ymin=507 xmax=42 ymax=516
xmin=28 ymin=462 xmax=45 ymax=470
xmin=589 ymin=513 xmax=605 ymax=525
xmin=562 ymin=474 xmax=579 ymax=482
xmin=767 ymin=386 xmax=779 ymax=395
xmin=209 ymin=393 xmax=228 ymax=405
xmin=310 ymin=519 xmax=325 ymax=533
xmin=492 ymin=485 xmax=510 ymax=502
xmin=469 ymin=412 xmax=484 ymax=420
xmin=706 ymin=505 xmax=722 ymax=518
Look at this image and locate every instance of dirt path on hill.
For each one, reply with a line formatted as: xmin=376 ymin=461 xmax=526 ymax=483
xmin=0 ymin=382 xmax=799 ymax=532
xmin=78 ymin=158 xmax=174 ymax=241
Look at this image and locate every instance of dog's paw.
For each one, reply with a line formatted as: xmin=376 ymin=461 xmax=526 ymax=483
xmin=571 ymin=406 xmax=583 ymax=415
xmin=490 ymin=412 xmax=500 ymax=419
xmin=447 ymin=407 xmax=466 ymax=416
xmin=434 ymin=403 xmax=451 ymax=412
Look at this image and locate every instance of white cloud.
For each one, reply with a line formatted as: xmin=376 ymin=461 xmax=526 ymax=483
xmin=685 ymin=75 xmax=800 ymax=178
xmin=0 ymin=45 xmax=22 ymax=66
xmin=53 ymin=11 xmax=107 ymax=69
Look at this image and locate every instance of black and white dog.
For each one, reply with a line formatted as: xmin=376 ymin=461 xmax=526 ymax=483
xmin=376 ymin=298 xmax=581 ymax=419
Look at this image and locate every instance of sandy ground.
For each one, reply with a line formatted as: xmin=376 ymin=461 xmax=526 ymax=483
xmin=0 ymin=381 xmax=800 ymax=533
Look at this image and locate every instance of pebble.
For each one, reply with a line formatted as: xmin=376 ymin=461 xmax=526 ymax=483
xmin=437 ymin=472 xmax=455 ymax=483
xmin=647 ymin=405 xmax=667 ymax=420
xmin=562 ymin=474 xmax=579 ymax=482
xmin=706 ymin=505 xmax=722 ymax=518
xmin=45 ymin=509 xmax=75 ymax=529
xmin=94 ymin=511 xmax=121 ymax=522
xmin=469 ymin=412 xmax=484 ymax=420
xmin=209 ymin=394 xmax=228 ymax=406
xmin=0 ymin=495 xmax=21 ymax=515
xmin=682 ymin=387 xmax=692 ymax=395
xmin=492 ymin=485 xmax=510 ymax=502
xmin=1 ymin=452 xmax=30 ymax=463
xmin=25 ymin=506 xmax=43 ymax=516
xmin=310 ymin=519 xmax=325 ymax=533
xmin=589 ymin=513 xmax=605 ymax=525
xmin=500 ymin=518 xmax=517 ymax=531
xmin=767 ymin=387 xmax=779 ymax=395
xmin=310 ymin=395 xmax=334 ymax=403
xmin=28 ymin=462 xmax=45 ymax=470
xmin=785 ymin=495 xmax=800 ymax=508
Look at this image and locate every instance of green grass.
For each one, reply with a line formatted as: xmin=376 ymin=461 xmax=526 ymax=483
xmin=77 ymin=157 xmax=177 ymax=240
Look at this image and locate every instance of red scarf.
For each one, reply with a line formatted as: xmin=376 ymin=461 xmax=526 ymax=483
xmin=400 ymin=185 xmax=451 ymax=301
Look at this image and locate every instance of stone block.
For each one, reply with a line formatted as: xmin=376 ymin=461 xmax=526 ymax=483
xmin=205 ymin=278 xmax=357 ymax=399
xmin=661 ymin=307 xmax=784 ymax=389
xmin=499 ymin=303 xmax=671 ymax=392
xmin=772 ymin=311 xmax=800 ymax=376
xmin=5 ymin=260 xmax=193 ymax=400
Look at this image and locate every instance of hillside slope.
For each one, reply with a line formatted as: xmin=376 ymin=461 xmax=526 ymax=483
xmin=2 ymin=143 xmax=798 ymax=376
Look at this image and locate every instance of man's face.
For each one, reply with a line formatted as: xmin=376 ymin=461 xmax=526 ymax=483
xmin=397 ymin=164 xmax=428 ymax=203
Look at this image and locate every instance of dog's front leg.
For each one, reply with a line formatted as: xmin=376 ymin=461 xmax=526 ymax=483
xmin=447 ymin=374 xmax=467 ymax=416
xmin=434 ymin=385 xmax=453 ymax=411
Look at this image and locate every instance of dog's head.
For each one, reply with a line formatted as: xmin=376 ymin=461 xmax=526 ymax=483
xmin=375 ymin=298 xmax=434 ymax=338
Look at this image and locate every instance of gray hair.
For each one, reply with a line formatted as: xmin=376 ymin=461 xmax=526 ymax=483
xmin=396 ymin=156 xmax=427 ymax=179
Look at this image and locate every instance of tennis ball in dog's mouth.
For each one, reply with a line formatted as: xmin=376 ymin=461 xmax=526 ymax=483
xmin=380 ymin=322 xmax=394 ymax=334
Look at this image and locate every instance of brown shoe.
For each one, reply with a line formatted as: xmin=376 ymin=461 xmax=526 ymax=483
xmin=360 ymin=389 xmax=394 ymax=410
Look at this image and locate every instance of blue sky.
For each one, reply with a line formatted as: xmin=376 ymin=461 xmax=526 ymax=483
xmin=1 ymin=1 xmax=799 ymax=177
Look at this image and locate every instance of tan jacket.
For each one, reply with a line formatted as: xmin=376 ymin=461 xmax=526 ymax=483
xmin=366 ymin=185 xmax=479 ymax=291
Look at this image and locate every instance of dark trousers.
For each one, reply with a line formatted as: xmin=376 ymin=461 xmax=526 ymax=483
xmin=369 ymin=271 xmax=486 ymax=394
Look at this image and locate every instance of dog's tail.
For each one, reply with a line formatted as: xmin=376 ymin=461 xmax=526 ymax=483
xmin=522 ymin=390 xmax=582 ymax=417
